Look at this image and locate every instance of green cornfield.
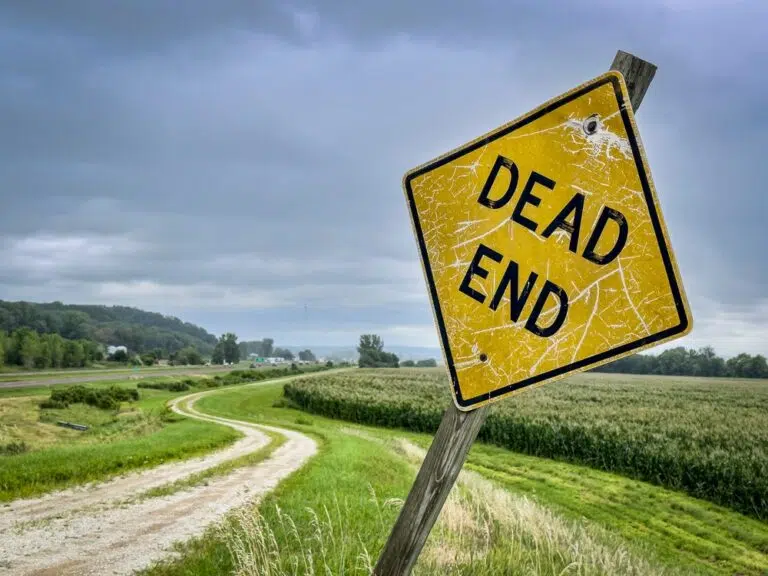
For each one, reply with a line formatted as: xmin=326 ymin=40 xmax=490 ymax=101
xmin=283 ymin=368 xmax=768 ymax=520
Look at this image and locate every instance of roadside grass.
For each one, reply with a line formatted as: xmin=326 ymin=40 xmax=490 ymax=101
xmin=0 ymin=364 xmax=229 ymax=382
xmin=0 ymin=361 xmax=315 ymax=382
xmin=0 ymin=379 xmax=241 ymax=502
xmin=0 ymin=386 xmax=57 ymax=398
xmin=0 ymin=376 xmax=191 ymax=398
xmin=142 ymin=381 xmax=768 ymax=576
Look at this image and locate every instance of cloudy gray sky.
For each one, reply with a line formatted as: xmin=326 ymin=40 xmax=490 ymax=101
xmin=1 ymin=1 xmax=766 ymax=357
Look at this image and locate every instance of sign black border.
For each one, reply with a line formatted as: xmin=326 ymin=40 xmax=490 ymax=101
xmin=403 ymin=74 xmax=690 ymax=409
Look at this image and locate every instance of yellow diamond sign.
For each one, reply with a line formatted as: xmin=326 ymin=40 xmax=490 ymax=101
xmin=404 ymin=71 xmax=692 ymax=410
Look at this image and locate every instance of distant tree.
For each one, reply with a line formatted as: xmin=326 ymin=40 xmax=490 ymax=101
xmin=260 ymin=338 xmax=274 ymax=358
xmin=298 ymin=349 xmax=316 ymax=362
xmin=211 ymin=344 xmax=225 ymax=365
xmin=274 ymin=347 xmax=294 ymax=360
xmin=0 ymin=330 xmax=5 ymax=368
xmin=416 ymin=358 xmax=438 ymax=368
xmin=34 ymin=336 xmax=51 ymax=369
xmin=401 ymin=360 xmax=416 ymax=367
xmin=358 ymin=334 xmax=384 ymax=355
xmin=141 ymin=352 xmax=157 ymax=366
xmin=357 ymin=334 xmax=399 ymax=368
xmin=110 ymin=348 xmax=129 ymax=363
xmin=14 ymin=328 xmax=39 ymax=369
xmin=219 ymin=333 xmax=240 ymax=364
xmin=177 ymin=346 xmax=203 ymax=365
xmin=47 ymin=334 xmax=64 ymax=368
xmin=81 ymin=340 xmax=103 ymax=363
xmin=63 ymin=340 xmax=85 ymax=367
xmin=325 ymin=360 xmax=334 ymax=368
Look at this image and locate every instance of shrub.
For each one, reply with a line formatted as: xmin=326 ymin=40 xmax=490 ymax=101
xmin=0 ymin=441 xmax=29 ymax=456
xmin=138 ymin=380 xmax=190 ymax=392
xmin=42 ymin=385 xmax=139 ymax=411
xmin=39 ymin=399 xmax=68 ymax=409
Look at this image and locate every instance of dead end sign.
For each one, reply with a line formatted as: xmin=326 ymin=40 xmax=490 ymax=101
xmin=403 ymin=70 xmax=693 ymax=411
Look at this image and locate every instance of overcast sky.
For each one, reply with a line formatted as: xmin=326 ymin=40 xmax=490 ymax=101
xmin=1 ymin=1 xmax=766 ymax=357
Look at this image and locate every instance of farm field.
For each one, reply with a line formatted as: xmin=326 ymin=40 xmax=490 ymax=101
xmin=144 ymin=379 xmax=768 ymax=576
xmin=4 ymin=366 xmax=767 ymax=574
xmin=283 ymin=369 xmax=768 ymax=520
xmin=0 ymin=366 xmax=328 ymax=501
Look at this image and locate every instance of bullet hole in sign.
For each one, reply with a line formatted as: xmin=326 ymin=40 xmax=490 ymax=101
xmin=583 ymin=115 xmax=599 ymax=136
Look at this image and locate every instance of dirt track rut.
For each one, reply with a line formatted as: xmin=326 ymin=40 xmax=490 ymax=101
xmin=0 ymin=381 xmax=318 ymax=575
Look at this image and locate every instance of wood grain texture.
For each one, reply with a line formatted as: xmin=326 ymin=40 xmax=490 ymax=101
xmin=373 ymin=50 xmax=657 ymax=576
xmin=373 ymin=402 xmax=489 ymax=576
xmin=610 ymin=50 xmax=657 ymax=111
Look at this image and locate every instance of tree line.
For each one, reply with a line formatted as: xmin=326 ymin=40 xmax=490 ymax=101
xmin=236 ymin=338 xmax=316 ymax=362
xmin=355 ymin=334 xmax=768 ymax=379
xmin=211 ymin=334 xmax=317 ymax=365
xmin=0 ymin=324 xmax=320 ymax=371
xmin=401 ymin=358 xmax=438 ymax=367
xmin=592 ymin=346 xmax=768 ymax=379
xmin=0 ymin=328 xmax=104 ymax=369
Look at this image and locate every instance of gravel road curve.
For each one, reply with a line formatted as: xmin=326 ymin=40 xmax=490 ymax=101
xmin=0 ymin=380 xmax=318 ymax=576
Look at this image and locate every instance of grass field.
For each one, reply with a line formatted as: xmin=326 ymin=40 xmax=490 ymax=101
xmin=143 ymin=380 xmax=768 ymax=576
xmin=0 ymin=364 xmax=221 ymax=382
xmin=0 ymin=365 xmax=333 ymax=501
xmin=0 ymin=360 xmax=294 ymax=382
xmin=0 ymin=376 xmax=242 ymax=501
xmin=283 ymin=369 xmax=768 ymax=521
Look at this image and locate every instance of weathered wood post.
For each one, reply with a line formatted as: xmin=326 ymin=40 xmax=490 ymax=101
xmin=373 ymin=50 xmax=658 ymax=576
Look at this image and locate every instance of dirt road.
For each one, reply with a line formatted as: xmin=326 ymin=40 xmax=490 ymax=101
xmin=0 ymin=380 xmax=318 ymax=575
xmin=0 ymin=366 xmax=232 ymax=390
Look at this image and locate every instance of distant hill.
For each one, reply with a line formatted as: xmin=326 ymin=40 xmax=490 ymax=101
xmin=0 ymin=300 xmax=218 ymax=355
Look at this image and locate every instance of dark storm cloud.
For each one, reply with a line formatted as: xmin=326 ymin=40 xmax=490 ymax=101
xmin=1 ymin=0 xmax=766 ymax=354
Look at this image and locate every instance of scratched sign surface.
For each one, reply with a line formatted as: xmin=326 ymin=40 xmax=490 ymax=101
xmin=404 ymin=71 xmax=692 ymax=411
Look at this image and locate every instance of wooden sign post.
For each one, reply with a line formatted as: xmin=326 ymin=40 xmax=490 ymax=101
xmin=374 ymin=51 xmax=679 ymax=575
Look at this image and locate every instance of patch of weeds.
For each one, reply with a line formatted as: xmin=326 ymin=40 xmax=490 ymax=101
xmin=0 ymin=440 xmax=29 ymax=456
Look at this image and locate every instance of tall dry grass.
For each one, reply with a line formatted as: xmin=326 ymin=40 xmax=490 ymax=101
xmin=219 ymin=439 xmax=679 ymax=576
